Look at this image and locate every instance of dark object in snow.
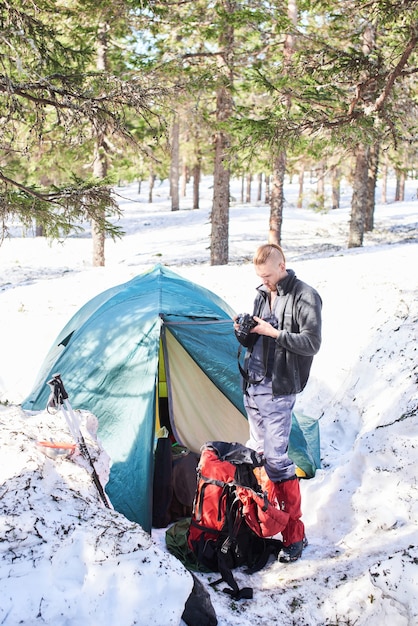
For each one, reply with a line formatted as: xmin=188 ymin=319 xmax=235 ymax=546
xmin=153 ymin=434 xmax=199 ymax=528
xmin=182 ymin=573 xmax=218 ymax=626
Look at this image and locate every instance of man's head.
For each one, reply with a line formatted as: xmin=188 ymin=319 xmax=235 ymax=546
xmin=253 ymin=244 xmax=287 ymax=291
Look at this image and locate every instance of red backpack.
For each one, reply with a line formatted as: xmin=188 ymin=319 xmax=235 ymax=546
xmin=187 ymin=441 xmax=289 ymax=600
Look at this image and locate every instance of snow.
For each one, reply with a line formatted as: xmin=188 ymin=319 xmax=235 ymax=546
xmin=0 ymin=175 xmax=417 ymax=625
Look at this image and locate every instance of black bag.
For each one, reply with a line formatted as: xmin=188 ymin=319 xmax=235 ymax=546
xmin=153 ymin=439 xmax=199 ymax=528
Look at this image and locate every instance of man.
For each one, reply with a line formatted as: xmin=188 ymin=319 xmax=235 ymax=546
xmin=234 ymin=243 xmax=322 ymax=562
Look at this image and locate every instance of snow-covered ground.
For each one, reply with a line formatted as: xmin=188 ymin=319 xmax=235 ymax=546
xmin=0 ymin=175 xmax=417 ymax=625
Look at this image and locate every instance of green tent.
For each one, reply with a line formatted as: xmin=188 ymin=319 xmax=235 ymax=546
xmin=23 ymin=265 xmax=320 ymax=531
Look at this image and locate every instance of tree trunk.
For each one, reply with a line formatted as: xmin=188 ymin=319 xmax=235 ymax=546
xmin=395 ymin=169 xmax=405 ymax=202
xmin=365 ymin=142 xmax=379 ymax=231
xmin=265 ymin=174 xmax=270 ymax=204
xmin=316 ymin=161 xmax=325 ymax=210
xmin=181 ymin=160 xmax=188 ymax=198
xmin=149 ymin=166 xmax=155 ymax=203
xmin=257 ymin=173 xmax=262 ymax=202
xmin=297 ymin=165 xmax=304 ymax=208
xmin=399 ymin=171 xmax=406 ymax=201
xmin=210 ymin=5 xmax=234 ymax=266
xmin=381 ymin=157 xmax=388 ymax=204
xmin=92 ymin=221 xmax=106 ymax=267
xmin=91 ymin=22 xmax=109 ymax=268
xmin=92 ymin=138 xmax=107 ymax=267
xmin=269 ymin=152 xmax=286 ymax=245
xmin=170 ymin=114 xmax=180 ymax=211
xmin=348 ymin=144 xmax=369 ymax=248
xmin=246 ymin=173 xmax=252 ymax=203
xmin=192 ymin=161 xmax=200 ymax=209
xmin=331 ymin=167 xmax=340 ymax=209
xmin=211 ymin=103 xmax=231 ymax=265
xmin=268 ymin=0 xmax=297 ymax=244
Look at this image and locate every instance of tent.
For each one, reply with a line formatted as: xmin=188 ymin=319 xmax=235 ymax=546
xmin=23 ymin=264 xmax=320 ymax=531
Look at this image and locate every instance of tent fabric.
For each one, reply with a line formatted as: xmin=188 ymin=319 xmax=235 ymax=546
xmin=22 ymin=264 xmax=320 ymax=532
xmin=288 ymin=412 xmax=321 ymax=479
xmin=162 ymin=327 xmax=248 ymax=451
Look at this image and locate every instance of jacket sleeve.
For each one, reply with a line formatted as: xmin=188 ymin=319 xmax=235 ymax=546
xmin=276 ymin=285 xmax=322 ymax=356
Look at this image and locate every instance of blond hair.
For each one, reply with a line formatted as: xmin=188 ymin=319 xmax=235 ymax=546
xmin=253 ymin=243 xmax=286 ymax=266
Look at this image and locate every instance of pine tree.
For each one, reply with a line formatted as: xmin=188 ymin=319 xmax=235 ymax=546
xmin=0 ymin=0 xmax=173 ymax=252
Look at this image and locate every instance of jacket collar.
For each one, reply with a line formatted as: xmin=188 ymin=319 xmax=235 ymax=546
xmin=256 ymin=269 xmax=296 ymax=297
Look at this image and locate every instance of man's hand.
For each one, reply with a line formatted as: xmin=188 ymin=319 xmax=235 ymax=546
xmin=251 ymin=316 xmax=280 ymax=339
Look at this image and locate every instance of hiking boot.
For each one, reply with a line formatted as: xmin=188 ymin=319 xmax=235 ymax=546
xmin=279 ymin=537 xmax=308 ymax=563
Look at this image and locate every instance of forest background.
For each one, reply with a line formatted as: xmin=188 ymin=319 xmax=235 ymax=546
xmin=0 ymin=0 xmax=417 ymax=265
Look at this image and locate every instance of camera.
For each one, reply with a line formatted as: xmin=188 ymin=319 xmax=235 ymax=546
xmin=235 ymin=313 xmax=258 ymax=342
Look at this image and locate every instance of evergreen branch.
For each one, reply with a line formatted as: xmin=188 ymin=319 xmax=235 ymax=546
xmin=0 ymin=73 xmax=170 ymax=111
xmin=0 ymin=170 xmax=48 ymax=202
xmin=373 ymin=26 xmax=418 ymax=112
xmin=0 ymin=170 xmax=124 ymax=240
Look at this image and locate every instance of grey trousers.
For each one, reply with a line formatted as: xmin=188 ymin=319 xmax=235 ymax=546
xmin=244 ymin=378 xmax=296 ymax=483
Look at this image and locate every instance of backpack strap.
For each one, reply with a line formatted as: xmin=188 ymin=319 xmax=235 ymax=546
xmin=193 ymin=477 xmax=229 ymax=524
xmin=212 ymin=556 xmax=253 ymax=600
xmin=210 ymin=489 xmax=254 ymax=600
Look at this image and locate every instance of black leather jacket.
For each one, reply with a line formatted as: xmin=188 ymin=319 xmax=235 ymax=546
xmin=238 ymin=269 xmax=322 ymax=396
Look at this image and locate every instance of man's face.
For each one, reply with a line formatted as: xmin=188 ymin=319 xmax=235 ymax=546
xmin=255 ymin=257 xmax=286 ymax=291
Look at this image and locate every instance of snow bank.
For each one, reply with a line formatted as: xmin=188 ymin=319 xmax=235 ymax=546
xmin=0 ymin=405 xmax=192 ymax=625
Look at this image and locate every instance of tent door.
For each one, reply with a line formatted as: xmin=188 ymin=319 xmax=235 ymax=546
xmin=156 ymin=337 xmax=172 ymax=437
xmin=153 ymin=335 xmax=198 ymax=528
